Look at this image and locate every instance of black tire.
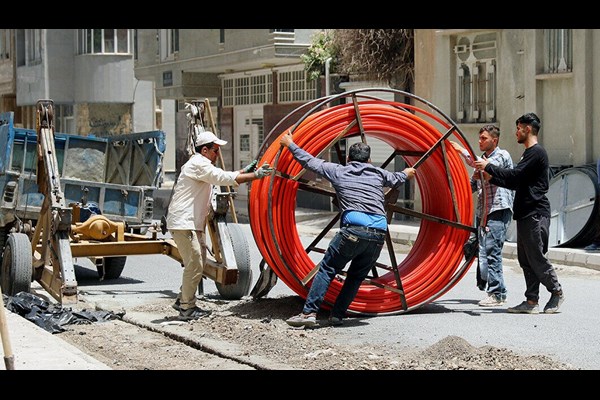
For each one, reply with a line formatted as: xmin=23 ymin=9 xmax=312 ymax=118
xmin=96 ymin=256 xmax=127 ymax=280
xmin=0 ymin=226 xmax=7 ymax=267
xmin=1 ymin=233 xmax=32 ymax=296
xmin=215 ymin=223 xmax=252 ymax=300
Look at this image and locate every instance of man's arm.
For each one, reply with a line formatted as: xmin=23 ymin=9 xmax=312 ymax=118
xmin=474 ymin=150 xmax=538 ymax=190
xmin=449 ymin=140 xmax=476 ymax=167
xmin=235 ymin=163 xmax=273 ymax=184
xmin=279 ymin=132 xmax=331 ymax=176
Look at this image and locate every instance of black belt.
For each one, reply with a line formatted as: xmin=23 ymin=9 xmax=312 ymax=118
xmin=342 ymin=224 xmax=387 ymax=233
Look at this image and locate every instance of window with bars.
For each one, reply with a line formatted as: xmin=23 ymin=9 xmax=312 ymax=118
xmin=222 ymin=67 xmax=316 ymax=106
xmin=544 ymin=29 xmax=572 ymax=74
xmin=278 ymin=69 xmax=317 ymax=103
xmin=238 ymin=118 xmax=264 ymax=170
xmin=78 ymin=29 xmax=131 ymax=55
xmin=222 ymin=73 xmax=272 ymax=107
xmin=454 ymin=32 xmax=497 ymax=123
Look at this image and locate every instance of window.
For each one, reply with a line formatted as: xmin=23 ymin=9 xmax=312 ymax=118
xmin=278 ymin=68 xmax=317 ymax=103
xmin=240 ymin=134 xmax=250 ymax=152
xmin=222 ymin=72 xmax=272 ymax=107
xmin=0 ymin=29 xmax=9 ymax=60
xmin=78 ymin=29 xmax=131 ymax=54
xmin=55 ymin=104 xmax=75 ymax=134
xmin=160 ymin=29 xmax=179 ymax=61
xmin=222 ymin=67 xmax=316 ymax=106
xmin=544 ymin=29 xmax=572 ymax=73
xmin=454 ymin=32 xmax=497 ymax=123
xmin=26 ymin=29 xmax=42 ymax=65
xmin=269 ymin=29 xmax=295 ymax=45
xmin=250 ymin=117 xmax=264 ymax=146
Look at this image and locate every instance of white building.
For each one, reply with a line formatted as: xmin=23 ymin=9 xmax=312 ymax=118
xmin=0 ymin=29 xmax=154 ymax=136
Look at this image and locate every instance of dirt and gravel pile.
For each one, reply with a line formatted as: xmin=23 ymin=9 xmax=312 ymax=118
xmin=57 ymin=294 xmax=577 ymax=371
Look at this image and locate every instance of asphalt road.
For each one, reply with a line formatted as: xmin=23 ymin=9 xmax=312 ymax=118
xmin=69 ymin=223 xmax=600 ymax=370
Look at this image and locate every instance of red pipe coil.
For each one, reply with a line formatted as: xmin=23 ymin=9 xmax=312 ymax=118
xmin=249 ymin=94 xmax=476 ymax=315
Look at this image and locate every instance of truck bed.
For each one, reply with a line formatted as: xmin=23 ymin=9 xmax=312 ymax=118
xmin=0 ymin=111 xmax=166 ymax=230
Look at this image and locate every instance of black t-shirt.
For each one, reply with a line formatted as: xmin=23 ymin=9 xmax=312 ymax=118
xmin=485 ymin=144 xmax=550 ymax=220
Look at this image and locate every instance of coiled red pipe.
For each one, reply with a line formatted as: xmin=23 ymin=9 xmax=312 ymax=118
xmin=249 ymin=92 xmax=476 ymax=315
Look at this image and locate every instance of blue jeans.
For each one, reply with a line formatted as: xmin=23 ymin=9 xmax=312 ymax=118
xmin=303 ymin=225 xmax=386 ymax=319
xmin=477 ymin=208 xmax=512 ymax=299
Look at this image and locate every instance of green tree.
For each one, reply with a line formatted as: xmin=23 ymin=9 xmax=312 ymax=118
xmin=301 ymin=29 xmax=338 ymax=82
xmin=302 ymin=29 xmax=414 ymax=93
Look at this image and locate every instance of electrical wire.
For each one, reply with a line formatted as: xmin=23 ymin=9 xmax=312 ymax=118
xmin=249 ymin=92 xmax=476 ymax=315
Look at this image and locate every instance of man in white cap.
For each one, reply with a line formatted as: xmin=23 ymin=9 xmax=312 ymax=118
xmin=167 ymin=130 xmax=273 ymax=320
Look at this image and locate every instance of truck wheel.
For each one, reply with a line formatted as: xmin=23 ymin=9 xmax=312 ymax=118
xmin=96 ymin=256 xmax=127 ymax=280
xmin=1 ymin=233 xmax=32 ymax=296
xmin=0 ymin=227 xmax=7 ymax=266
xmin=215 ymin=223 xmax=252 ymax=300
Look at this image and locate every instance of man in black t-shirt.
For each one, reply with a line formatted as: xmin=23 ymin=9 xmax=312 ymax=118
xmin=474 ymin=113 xmax=564 ymax=314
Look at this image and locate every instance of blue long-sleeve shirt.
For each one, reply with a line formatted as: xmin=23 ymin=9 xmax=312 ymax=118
xmin=287 ymin=142 xmax=410 ymax=220
xmin=465 ymin=147 xmax=514 ymax=219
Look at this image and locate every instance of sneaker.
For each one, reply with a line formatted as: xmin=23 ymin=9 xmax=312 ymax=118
xmin=478 ymin=294 xmax=506 ymax=307
xmin=507 ymin=301 xmax=539 ymax=314
xmin=285 ymin=312 xmax=317 ymax=328
xmin=179 ymin=306 xmax=211 ymax=321
xmin=584 ymin=243 xmax=600 ymax=252
xmin=328 ymin=316 xmax=343 ymax=326
xmin=544 ymin=292 xmax=565 ymax=314
xmin=172 ymin=298 xmax=181 ymax=311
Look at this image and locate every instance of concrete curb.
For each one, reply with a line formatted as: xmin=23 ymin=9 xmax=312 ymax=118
xmin=121 ymin=310 xmax=295 ymax=370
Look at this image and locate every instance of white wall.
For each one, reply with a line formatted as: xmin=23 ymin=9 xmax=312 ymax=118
xmin=161 ymin=99 xmax=177 ymax=175
xmin=132 ymin=79 xmax=154 ymax=133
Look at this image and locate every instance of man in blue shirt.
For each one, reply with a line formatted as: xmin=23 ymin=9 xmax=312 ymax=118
xmin=451 ymin=125 xmax=514 ymax=307
xmin=280 ymin=131 xmax=416 ymax=327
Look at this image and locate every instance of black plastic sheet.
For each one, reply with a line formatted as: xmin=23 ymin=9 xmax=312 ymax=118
xmin=2 ymin=291 xmax=123 ymax=334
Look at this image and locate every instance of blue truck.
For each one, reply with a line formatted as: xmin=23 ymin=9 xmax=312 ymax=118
xmin=0 ymin=100 xmax=250 ymax=305
xmin=0 ymin=101 xmax=167 ymax=303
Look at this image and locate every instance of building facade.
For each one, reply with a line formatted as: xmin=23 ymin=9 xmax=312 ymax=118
xmin=5 ymin=29 xmax=595 ymax=216
xmin=0 ymin=29 xmax=154 ymax=136
xmin=133 ymin=29 xmax=326 ymax=199
xmin=414 ymin=29 xmax=599 ymax=168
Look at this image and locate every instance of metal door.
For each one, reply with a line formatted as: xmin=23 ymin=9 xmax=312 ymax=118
xmin=234 ymin=106 xmax=263 ymax=198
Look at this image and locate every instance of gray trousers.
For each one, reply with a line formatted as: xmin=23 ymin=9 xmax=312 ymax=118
xmin=516 ymin=214 xmax=562 ymax=302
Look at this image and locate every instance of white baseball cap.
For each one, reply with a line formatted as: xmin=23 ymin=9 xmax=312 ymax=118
xmin=195 ymin=130 xmax=227 ymax=147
